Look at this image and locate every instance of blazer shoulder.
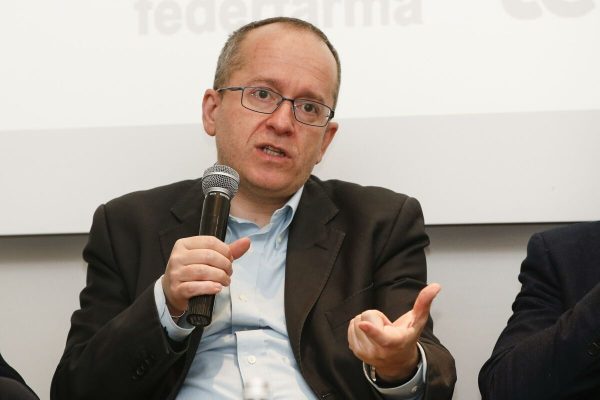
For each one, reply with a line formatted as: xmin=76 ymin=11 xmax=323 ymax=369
xmin=307 ymin=176 xmax=422 ymax=219
xmin=88 ymin=179 xmax=202 ymax=235
xmin=103 ymin=179 xmax=200 ymax=211
xmin=535 ymin=221 xmax=600 ymax=251
xmin=524 ymin=221 xmax=600 ymax=296
xmin=309 ymin=175 xmax=415 ymax=204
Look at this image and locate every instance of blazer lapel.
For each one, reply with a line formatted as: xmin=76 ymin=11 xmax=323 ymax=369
xmin=158 ymin=180 xmax=204 ymax=266
xmin=156 ymin=180 xmax=206 ymax=375
xmin=285 ymin=178 xmax=345 ymax=362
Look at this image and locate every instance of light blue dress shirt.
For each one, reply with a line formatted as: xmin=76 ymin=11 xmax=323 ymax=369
xmin=154 ymin=187 xmax=426 ymax=399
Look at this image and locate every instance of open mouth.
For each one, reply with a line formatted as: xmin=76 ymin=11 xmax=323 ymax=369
xmin=261 ymin=145 xmax=286 ymax=157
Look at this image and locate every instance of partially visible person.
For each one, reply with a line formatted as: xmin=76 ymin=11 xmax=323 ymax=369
xmin=479 ymin=221 xmax=600 ymax=400
xmin=0 ymin=352 xmax=39 ymax=400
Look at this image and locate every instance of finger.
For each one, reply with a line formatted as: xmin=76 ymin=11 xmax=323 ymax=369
xmin=230 ymin=237 xmax=251 ymax=260
xmin=360 ymin=309 xmax=391 ymax=326
xmin=163 ymin=277 xmax=224 ymax=311
xmin=178 ymin=235 xmax=231 ymax=256
xmin=348 ymin=317 xmax=369 ymax=355
xmin=351 ymin=310 xmax=392 ymax=347
xmin=410 ymin=283 xmax=441 ymax=329
xmin=347 ymin=318 xmax=358 ymax=350
xmin=177 ymin=248 xmax=233 ymax=274
xmin=177 ymin=280 xmax=224 ymax=301
xmin=357 ymin=320 xmax=390 ymax=347
xmin=181 ymin=264 xmax=232 ymax=286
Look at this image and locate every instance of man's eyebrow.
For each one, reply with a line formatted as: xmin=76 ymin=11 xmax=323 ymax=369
xmin=247 ymin=77 xmax=279 ymax=89
xmin=247 ymin=77 xmax=327 ymax=104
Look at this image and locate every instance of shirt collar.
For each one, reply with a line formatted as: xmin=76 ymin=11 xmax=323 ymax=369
xmin=229 ymin=185 xmax=304 ymax=229
xmin=276 ymin=185 xmax=303 ymax=223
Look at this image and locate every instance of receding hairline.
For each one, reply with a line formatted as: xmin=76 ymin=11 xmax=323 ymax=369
xmin=213 ymin=17 xmax=341 ymax=108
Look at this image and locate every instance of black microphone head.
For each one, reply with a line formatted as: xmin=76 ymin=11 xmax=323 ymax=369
xmin=201 ymin=164 xmax=240 ymax=198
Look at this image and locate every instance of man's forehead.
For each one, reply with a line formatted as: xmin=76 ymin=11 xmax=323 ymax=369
xmin=232 ymin=23 xmax=338 ymax=102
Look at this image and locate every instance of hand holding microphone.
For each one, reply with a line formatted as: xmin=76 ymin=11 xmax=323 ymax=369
xmin=162 ymin=165 xmax=250 ymax=327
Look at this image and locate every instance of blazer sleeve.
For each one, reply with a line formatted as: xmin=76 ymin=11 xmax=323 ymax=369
xmin=478 ymin=232 xmax=600 ymax=400
xmin=51 ymin=205 xmax=189 ymax=400
xmin=372 ymin=197 xmax=456 ymax=400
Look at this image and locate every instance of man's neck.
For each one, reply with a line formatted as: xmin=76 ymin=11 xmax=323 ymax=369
xmin=230 ymin=190 xmax=291 ymax=228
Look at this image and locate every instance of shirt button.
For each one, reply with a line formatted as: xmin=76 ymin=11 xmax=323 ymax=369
xmin=247 ymin=355 xmax=257 ymax=364
xmin=239 ymin=294 xmax=248 ymax=302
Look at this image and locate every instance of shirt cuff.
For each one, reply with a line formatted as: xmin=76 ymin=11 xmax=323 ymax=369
xmin=154 ymin=276 xmax=194 ymax=341
xmin=363 ymin=342 xmax=427 ymax=399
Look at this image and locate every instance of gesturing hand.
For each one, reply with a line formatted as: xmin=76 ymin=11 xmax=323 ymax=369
xmin=162 ymin=236 xmax=251 ymax=316
xmin=347 ymin=283 xmax=441 ymax=383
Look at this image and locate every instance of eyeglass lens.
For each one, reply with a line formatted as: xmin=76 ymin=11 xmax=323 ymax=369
xmin=242 ymin=87 xmax=331 ymax=127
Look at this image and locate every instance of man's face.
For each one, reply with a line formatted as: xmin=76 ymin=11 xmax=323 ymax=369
xmin=202 ymin=23 xmax=339 ymax=202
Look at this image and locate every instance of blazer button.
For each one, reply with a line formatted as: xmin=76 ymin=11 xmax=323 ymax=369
xmin=587 ymin=341 xmax=600 ymax=357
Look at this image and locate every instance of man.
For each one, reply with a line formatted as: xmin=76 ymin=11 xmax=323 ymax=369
xmin=479 ymin=221 xmax=600 ymax=400
xmin=0 ymin=353 xmax=39 ymax=400
xmin=52 ymin=17 xmax=455 ymax=399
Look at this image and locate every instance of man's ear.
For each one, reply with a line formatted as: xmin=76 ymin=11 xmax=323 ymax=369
xmin=316 ymin=121 xmax=338 ymax=164
xmin=202 ymin=89 xmax=220 ymax=137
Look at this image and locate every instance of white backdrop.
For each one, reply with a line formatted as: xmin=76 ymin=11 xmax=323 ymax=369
xmin=1 ymin=0 xmax=599 ymax=235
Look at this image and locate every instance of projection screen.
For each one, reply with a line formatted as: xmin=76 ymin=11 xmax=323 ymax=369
xmin=1 ymin=1 xmax=599 ymax=235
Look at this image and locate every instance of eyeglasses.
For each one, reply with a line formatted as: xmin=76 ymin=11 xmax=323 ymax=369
xmin=217 ymin=86 xmax=335 ymax=127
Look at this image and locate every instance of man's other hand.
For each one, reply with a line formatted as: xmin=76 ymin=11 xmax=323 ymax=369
xmin=348 ymin=283 xmax=441 ymax=383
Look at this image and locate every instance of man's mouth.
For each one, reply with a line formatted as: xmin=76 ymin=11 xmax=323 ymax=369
xmin=261 ymin=145 xmax=286 ymax=157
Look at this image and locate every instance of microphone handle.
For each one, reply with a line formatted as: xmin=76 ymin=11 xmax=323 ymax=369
xmin=187 ymin=192 xmax=231 ymax=327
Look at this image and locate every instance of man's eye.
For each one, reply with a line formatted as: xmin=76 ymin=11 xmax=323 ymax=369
xmin=251 ymin=89 xmax=272 ymax=100
xmin=301 ymin=102 xmax=319 ymax=114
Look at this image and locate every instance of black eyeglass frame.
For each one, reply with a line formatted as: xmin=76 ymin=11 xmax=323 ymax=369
xmin=216 ymin=86 xmax=335 ymax=127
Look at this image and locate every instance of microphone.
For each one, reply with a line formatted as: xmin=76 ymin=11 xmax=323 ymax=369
xmin=186 ymin=164 xmax=240 ymax=327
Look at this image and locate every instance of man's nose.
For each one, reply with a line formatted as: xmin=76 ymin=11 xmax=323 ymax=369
xmin=266 ymin=99 xmax=296 ymax=133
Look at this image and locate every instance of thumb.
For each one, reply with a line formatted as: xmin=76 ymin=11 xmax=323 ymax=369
xmin=229 ymin=237 xmax=251 ymax=260
xmin=410 ymin=283 xmax=441 ymax=329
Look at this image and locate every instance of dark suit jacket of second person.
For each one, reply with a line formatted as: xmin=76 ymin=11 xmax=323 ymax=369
xmin=52 ymin=175 xmax=456 ymax=400
xmin=479 ymin=221 xmax=600 ymax=400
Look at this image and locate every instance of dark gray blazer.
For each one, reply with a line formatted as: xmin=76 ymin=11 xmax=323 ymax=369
xmin=52 ymin=176 xmax=455 ymax=400
xmin=479 ymin=221 xmax=600 ymax=400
